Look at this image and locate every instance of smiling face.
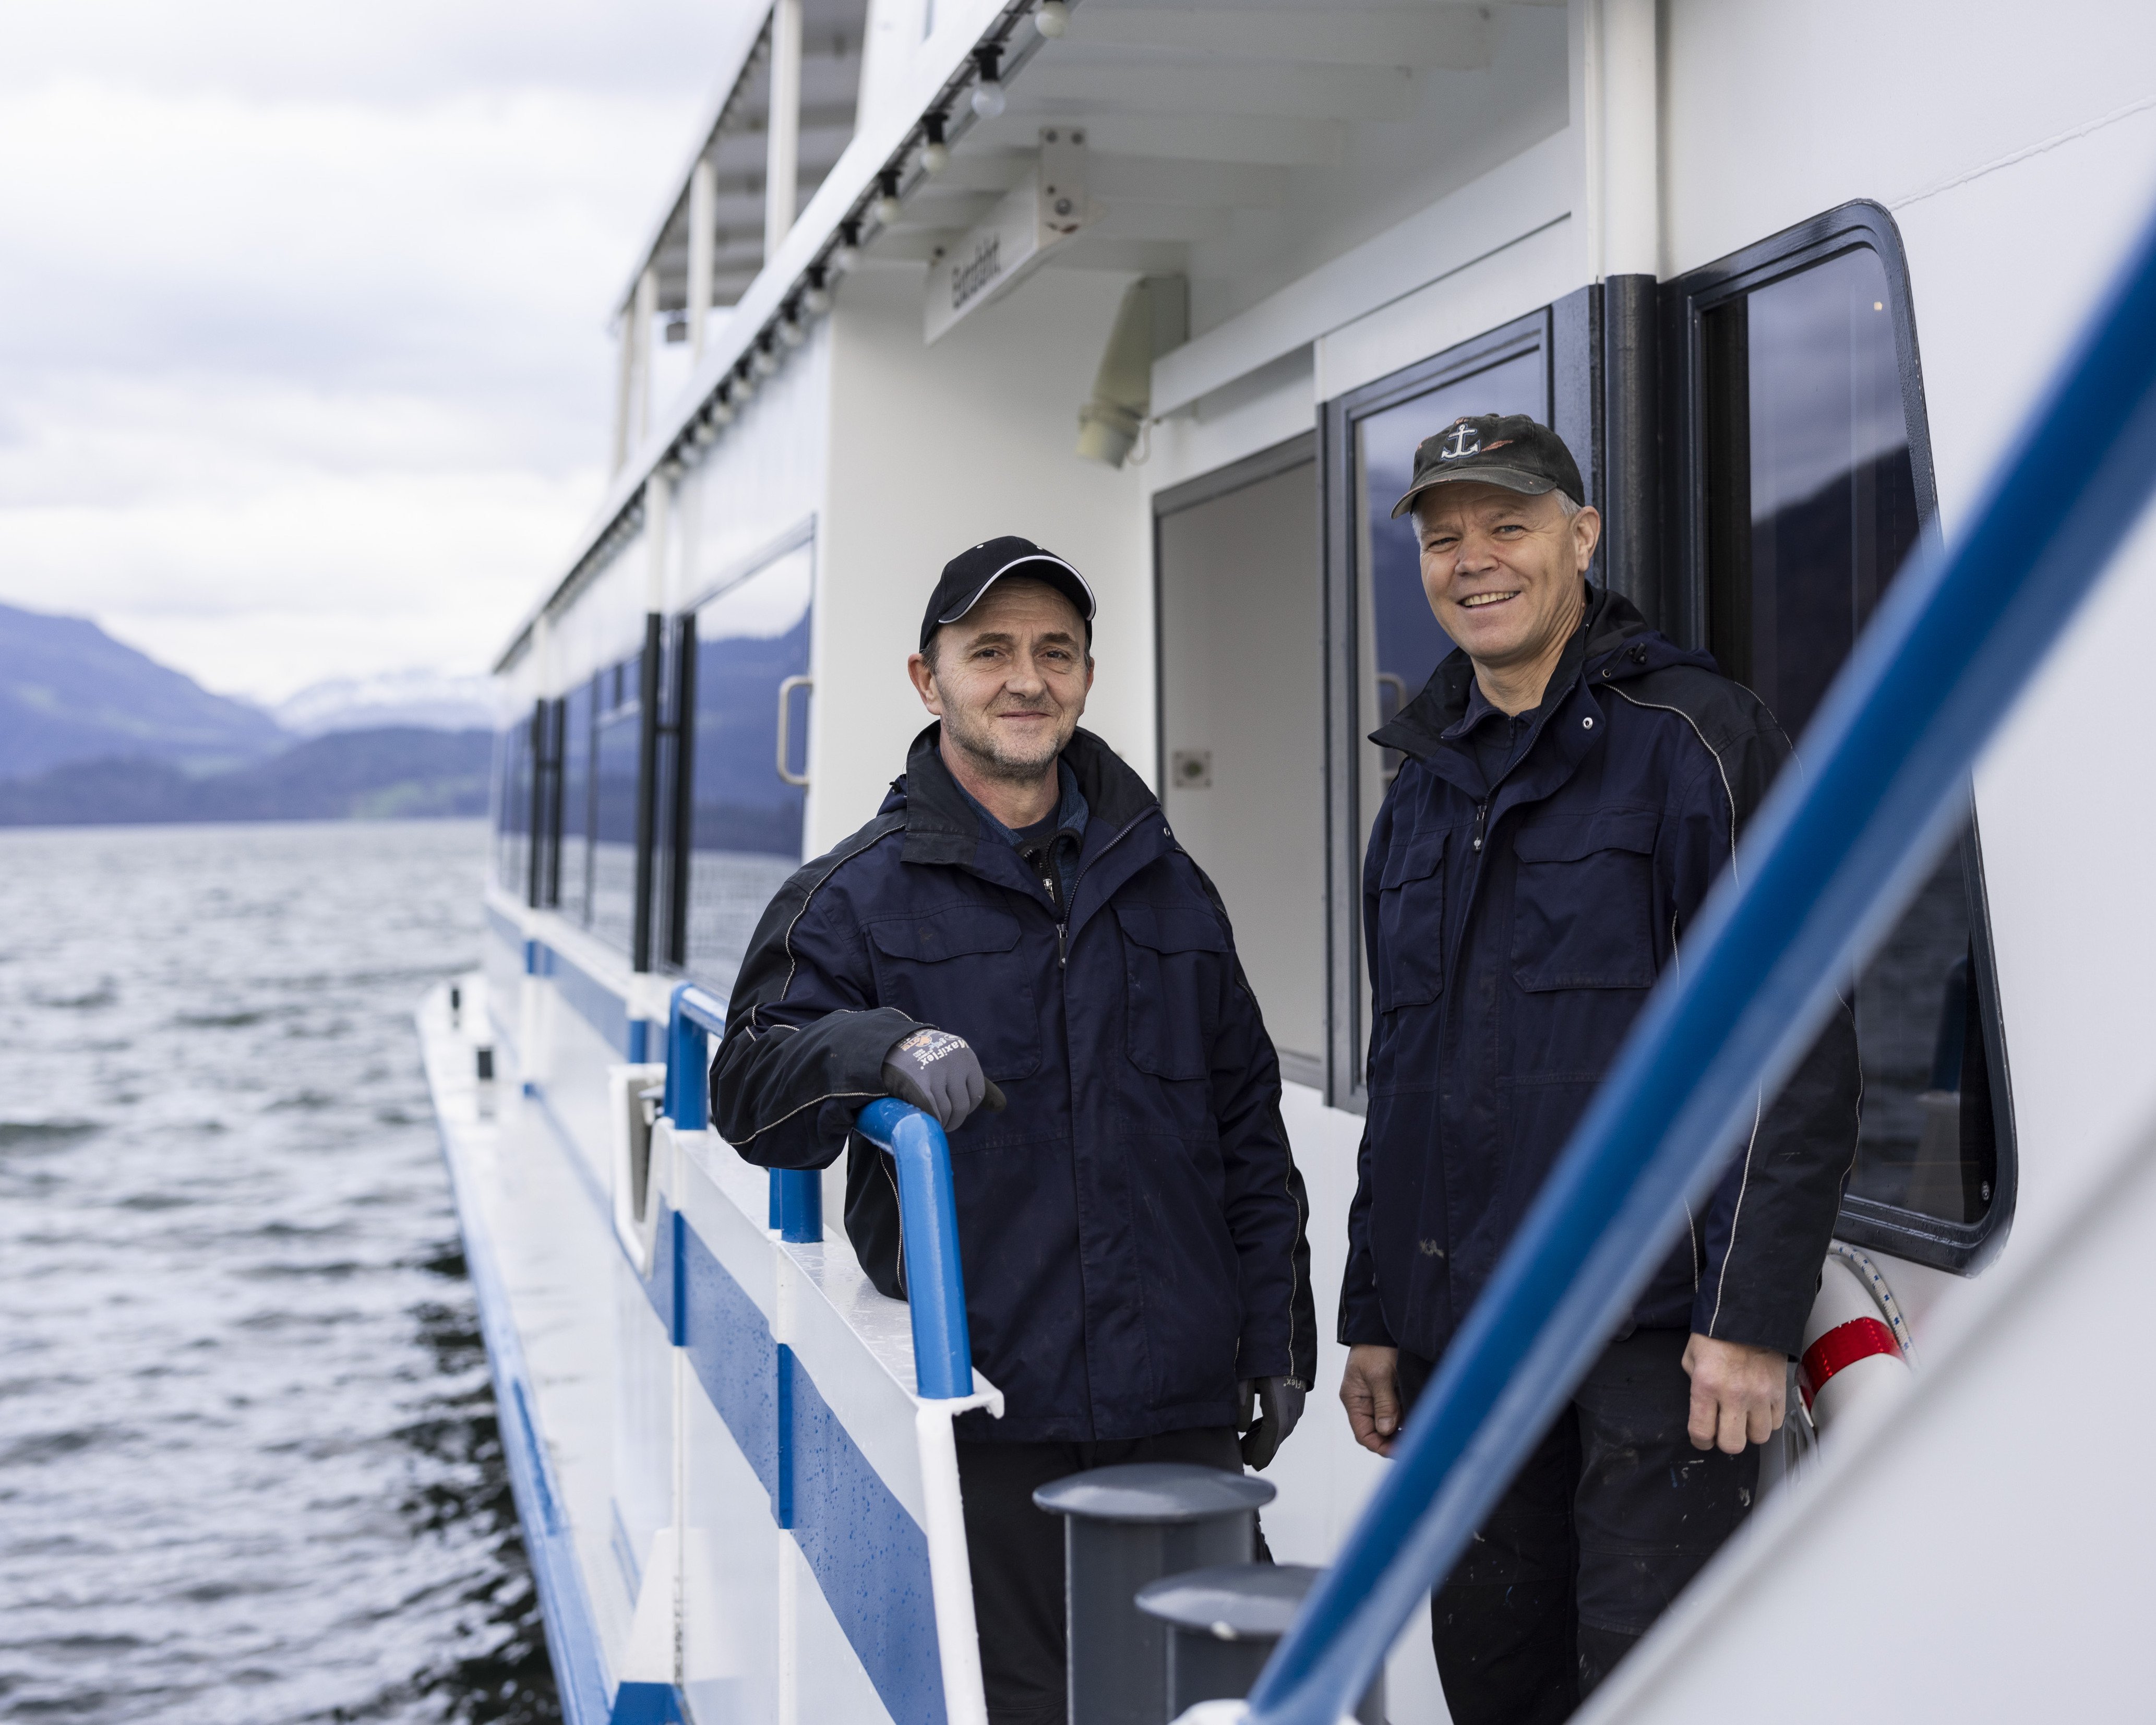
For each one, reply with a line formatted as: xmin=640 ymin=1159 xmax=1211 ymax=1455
xmin=907 ymin=577 xmax=1093 ymax=786
xmin=1414 ymin=481 xmax=1600 ymax=708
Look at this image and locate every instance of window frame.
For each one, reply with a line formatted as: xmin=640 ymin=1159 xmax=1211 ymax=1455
xmin=1662 ymin=200 xmax=2017 ymax=1275
xmin=1320 ymin=309 xmax=1555 ymax=1111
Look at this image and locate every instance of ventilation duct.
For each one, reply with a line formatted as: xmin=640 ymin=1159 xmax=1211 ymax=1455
xmin=1078 ymin=275 xmax=1187 ymax=468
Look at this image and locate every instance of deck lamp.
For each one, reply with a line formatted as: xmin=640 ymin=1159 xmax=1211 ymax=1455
xmin=709 ymin=390 xmax=735 ymax=427
xmin=733 ymin=359 xmax=757 ymax=401
xmin=872 ymin=172 xmax=903 ymax=227
xmin=779 ymin=308 xmax=806 ymax=348
xmin=1034 ymin=2 xmax=1068 ymax=37
xmin=830 ymin=222 xmax=861 ymax=273
xmin=921 ymin=114 xmax=950 ymax=175
xmin=752 ymin=338 xmax=778 ymax=377
xmin=971 ymin=49 xmax=1006 ymax=117
xmin=802 ymin=268 xmax=832 ymax=316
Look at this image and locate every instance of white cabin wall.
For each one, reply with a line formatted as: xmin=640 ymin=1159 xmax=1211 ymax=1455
xmin=810 ymin=259 xmax=1150 ymax=854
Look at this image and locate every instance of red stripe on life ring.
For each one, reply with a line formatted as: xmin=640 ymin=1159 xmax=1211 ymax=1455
xmin=1798 ymin=1317 xmax=1901 ymax=1410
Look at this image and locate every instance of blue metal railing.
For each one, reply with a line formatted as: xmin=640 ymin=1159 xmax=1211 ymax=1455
xmin=662 ymin=985 xmax=976 ymax=1399
xmin=1242 ymin=206 xmax=2156 ymax=1725
xmin=665 ymin=982 xmax=821 ymax=1242
xmin=856 ymin=1098 xmax=977 ymax=1400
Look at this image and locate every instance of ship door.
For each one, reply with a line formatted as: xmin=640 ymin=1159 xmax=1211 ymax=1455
xmin=1154 ymin=437 xmax=1326 ymax=1089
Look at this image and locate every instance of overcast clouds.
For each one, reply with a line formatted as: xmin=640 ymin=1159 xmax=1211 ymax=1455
xmin=0 ymin=2 xmax=739 ymax=701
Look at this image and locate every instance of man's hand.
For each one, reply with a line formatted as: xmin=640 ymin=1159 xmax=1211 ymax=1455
xmin=881 ymin=1028 xmax=1005 ymax=1132
xmin=1339 ymin=1345 xmax=1403 ymax=1457
xmin=1237 ymin=1376 xmax=1307 ymax=1470
xmin=1681 ymin=1334 xmax=1787 ymax=1454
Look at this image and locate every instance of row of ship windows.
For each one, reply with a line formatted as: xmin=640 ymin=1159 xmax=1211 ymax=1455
xmin=490 ymin=201 xmax=2010 ymax=1275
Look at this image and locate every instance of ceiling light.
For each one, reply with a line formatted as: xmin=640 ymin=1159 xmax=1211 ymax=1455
xmin=922 ymin=115 xmax=950 ymax=176
xmin=1034 ymin=2 xmax=1068 ymax=37
xmin=971 ymin=48 xmax=1005 ymax=118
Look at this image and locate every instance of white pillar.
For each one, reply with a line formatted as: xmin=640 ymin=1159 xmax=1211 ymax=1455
xmin=688 ymin=157 xmax=716 ymax=361
xmin=645 ymin=471 xmax=673 ymax=615
xmin=764 ymin=0 xmax=802 ymax=263
xmin=632 ymin=266 xmax=658 ymax=448
xmin=611 ymin=308 xmax=637 ymax=474
xmin=1585 ymin=0 xmax=1659 ymax=282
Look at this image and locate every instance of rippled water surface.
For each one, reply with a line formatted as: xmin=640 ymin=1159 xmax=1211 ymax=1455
xmin=0 ymin=820 xmax=559 ymax=1724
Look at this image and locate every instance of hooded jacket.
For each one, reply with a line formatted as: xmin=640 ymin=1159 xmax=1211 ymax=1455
xmin=712 ymin=725 xmax=1317 ymax=1443
xmin=1341 ymin=585 xmax=1860 ymax=1362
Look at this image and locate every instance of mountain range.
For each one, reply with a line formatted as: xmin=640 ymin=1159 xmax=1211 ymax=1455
xmin=0 ymin=601 xmax=496 ymax=826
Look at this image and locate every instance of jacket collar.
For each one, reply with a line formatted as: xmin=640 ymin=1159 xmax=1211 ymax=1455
xmin=884 ymin=726 xmax=1168 ymax=928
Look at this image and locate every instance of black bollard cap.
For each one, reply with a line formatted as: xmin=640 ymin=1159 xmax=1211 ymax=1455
xmin=1032 ymin=1462 xmax=1275 ymax=1523
xmin=1135 ymin=1564 xmax=1322 ymax=1642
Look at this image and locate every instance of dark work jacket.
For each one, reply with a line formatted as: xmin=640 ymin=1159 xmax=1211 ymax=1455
xmin=712 ymin=725 xmax=1317 ymax=1443
xmin=1341 ymin=585 xmax=1861 ymax=1362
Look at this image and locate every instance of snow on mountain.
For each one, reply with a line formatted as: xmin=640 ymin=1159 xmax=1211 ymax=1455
xmin=272 ymin=669 xmax=495 ymax=736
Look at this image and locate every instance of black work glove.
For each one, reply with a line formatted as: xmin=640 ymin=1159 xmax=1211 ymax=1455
xmin=879 ymin=1027 xmax=1007 ymax=1134
xmin=1237 ymin=1375 xmax=1307 ymax=1471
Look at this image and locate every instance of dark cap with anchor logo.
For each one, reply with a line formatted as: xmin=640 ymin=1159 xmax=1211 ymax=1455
xmin=1390 ymin=413 xmax=1587 ymax=518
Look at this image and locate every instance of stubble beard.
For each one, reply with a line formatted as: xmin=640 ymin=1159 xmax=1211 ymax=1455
xmin=943 ymin=701 xmax=1070 ymax=784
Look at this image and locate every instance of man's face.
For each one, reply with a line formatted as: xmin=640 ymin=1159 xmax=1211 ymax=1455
xmin=907 ymin=578 xmax=1093 ymax=782
xmin=1414 ymin=482 xmax=1600 ymax=672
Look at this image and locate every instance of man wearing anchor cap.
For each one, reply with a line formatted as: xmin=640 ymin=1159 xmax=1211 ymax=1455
xmin=1337 ymin=415 xmax=1860 ymax=1720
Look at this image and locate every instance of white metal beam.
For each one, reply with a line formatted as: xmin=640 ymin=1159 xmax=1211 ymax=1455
xmin=765 ymin=0 xmax=804 ymax=263
xmin=1062 ymin=6 xmax=1494 ymax=71
xmin=688 ymin=158 xmax=716 ymax=361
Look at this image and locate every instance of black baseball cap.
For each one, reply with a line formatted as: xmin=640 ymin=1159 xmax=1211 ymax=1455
xmin=919 ymin=535 xmax=1096 ymax=652
xmin=1391 ymin=414 xmax=1586 ymax=518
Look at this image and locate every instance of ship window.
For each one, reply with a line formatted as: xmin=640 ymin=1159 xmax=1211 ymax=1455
xmin=1156 ymin=436 xmax=1324 ymax=1088
xmin=675 ymin=541 xmax=814 ymax=992
xmin=558 ymin=677 xmax=596 ymax=926
xmin=493 ymin=716 xmax=533 ymax=898
xmin=530 ymin=698 xmax=564 ymax=909
xmin=591 ymin=651 xmax=644 ymax=955
xmin=1323 ymin=311 xmax=1552 ymax=1105
xmin=1676 ymin=203 xmax=2014 ymax=1272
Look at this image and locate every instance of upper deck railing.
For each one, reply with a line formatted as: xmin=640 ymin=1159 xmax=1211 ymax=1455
xmin=1231 ymin=205 xmax=2156 ymax=1725
xmin=664 ymin=982 xmax=976 ymax=1400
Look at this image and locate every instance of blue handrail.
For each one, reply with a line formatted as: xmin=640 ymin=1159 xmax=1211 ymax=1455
xmin=664 ymin=981 xmax=822 ymax=1244
xmin=1242 ymin=206 xmax=2156 ymax=1725
xmin=856 ymin=1098 xmax=977 ymax=1400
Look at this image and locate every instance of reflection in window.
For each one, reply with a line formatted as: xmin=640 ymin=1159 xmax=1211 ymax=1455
xmin=1702 ymin=245 xmax=1999 ymax=1233
xmin=494 ymin=718 xmax=532 ymax=899
xmin=558 ymin=679 xmax=595 ymax=926
xmin=680 ymin=545 xmax=813 ymax=993
xmin=591 ymin=654 xmax=643 ymax=954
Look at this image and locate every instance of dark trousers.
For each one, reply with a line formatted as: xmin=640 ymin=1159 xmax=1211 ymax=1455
xmin=1398 ymin=1328 xmax=1758 ymax=1725
xmin=954 ymin=1427 xmax=1244 ymax=1725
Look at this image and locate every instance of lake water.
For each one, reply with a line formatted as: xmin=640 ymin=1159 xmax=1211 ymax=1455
xmin=0 ymin=820 xmax=559 ymax=1724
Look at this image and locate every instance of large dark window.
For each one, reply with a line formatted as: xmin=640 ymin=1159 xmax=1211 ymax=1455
xmin=558 ymin=677 xmax=596 ymax=926
xmin=675 ymin=541 xmax=814 ymax=994
xmin=1324 ymin=312 xmax=1554 ymax=1103
xmin=591 ymin=651 xmax=645 ymax=955
xmin=1672 ymin=202 xmax=2013 ymax=1271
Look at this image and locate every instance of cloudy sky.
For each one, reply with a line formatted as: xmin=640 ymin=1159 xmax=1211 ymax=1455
xmin=0 ymin=2 xmax=739 ymax=702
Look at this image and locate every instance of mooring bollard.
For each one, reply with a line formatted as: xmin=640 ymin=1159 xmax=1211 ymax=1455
xmin=1033 ymin=1464 xmax=1276 ymax=1725
xmin=1136 ymin=1564 xmax=1385 ymax=1723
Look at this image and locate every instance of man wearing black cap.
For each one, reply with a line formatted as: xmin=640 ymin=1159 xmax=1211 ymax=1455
xmin=1337 ymin=417 xmax=1859 ymax=1721
xmin=712 ymin=537 xmax=1316 ymax=1725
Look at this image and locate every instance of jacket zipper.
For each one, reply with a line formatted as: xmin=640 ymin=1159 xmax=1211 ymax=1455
xmin=1057 ymin=923 xmax=1067 ymax=970
xmin=1472 ymin=800 xmax=1489 ymax=852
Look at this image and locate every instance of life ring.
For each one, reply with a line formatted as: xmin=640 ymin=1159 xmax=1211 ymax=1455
xmin=1798 ymin=1249 xmax=1913 ymax=1432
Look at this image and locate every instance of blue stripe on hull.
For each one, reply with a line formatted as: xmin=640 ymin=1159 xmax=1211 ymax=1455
xmin=678 ymin=1218 xmax=948 ymax=1725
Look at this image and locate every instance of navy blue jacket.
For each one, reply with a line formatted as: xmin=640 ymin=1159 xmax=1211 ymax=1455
xmin=1343 ymin=586 xmax=1860 ymax=1363
xmin=712 ymin=726 xmax=1317 ymax=1443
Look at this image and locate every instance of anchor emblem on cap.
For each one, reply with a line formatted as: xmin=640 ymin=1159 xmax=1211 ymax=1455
xmin=1440 ymin=419 xmax=1481 ymax=460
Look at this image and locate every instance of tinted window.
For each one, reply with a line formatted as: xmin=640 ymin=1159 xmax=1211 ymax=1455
xmin=1700 ymin=244 xmax=2001 ymax=1237
xmin=493 ymin=717 xmax=532 ymax=898
xmin=680 ymin=545 xmax=813 ymax=993
xmin=558 ymin=678 xmax=595 ymax=926
xmin=591 ymin=653 xmax=643 ymax=954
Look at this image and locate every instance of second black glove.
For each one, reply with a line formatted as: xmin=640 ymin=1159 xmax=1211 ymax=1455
xmin=880 ymin=1027 xmax=1005 ymax=1133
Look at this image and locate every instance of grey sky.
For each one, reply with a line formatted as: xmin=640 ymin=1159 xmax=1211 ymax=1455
xmin=0 ymin=1 xmax=740 ymax=701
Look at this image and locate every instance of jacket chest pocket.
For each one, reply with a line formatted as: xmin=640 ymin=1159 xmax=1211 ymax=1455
xmin=1116 ymin=902 xmax=1229 ymax=1081
xmin=1511 ymin=809 xmax=1660 ymax=991
xmin=1373 ymin=831 xmax=1447 ymax=1012
xmin=865 ymin=906 xmax=1042 ymax=1081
